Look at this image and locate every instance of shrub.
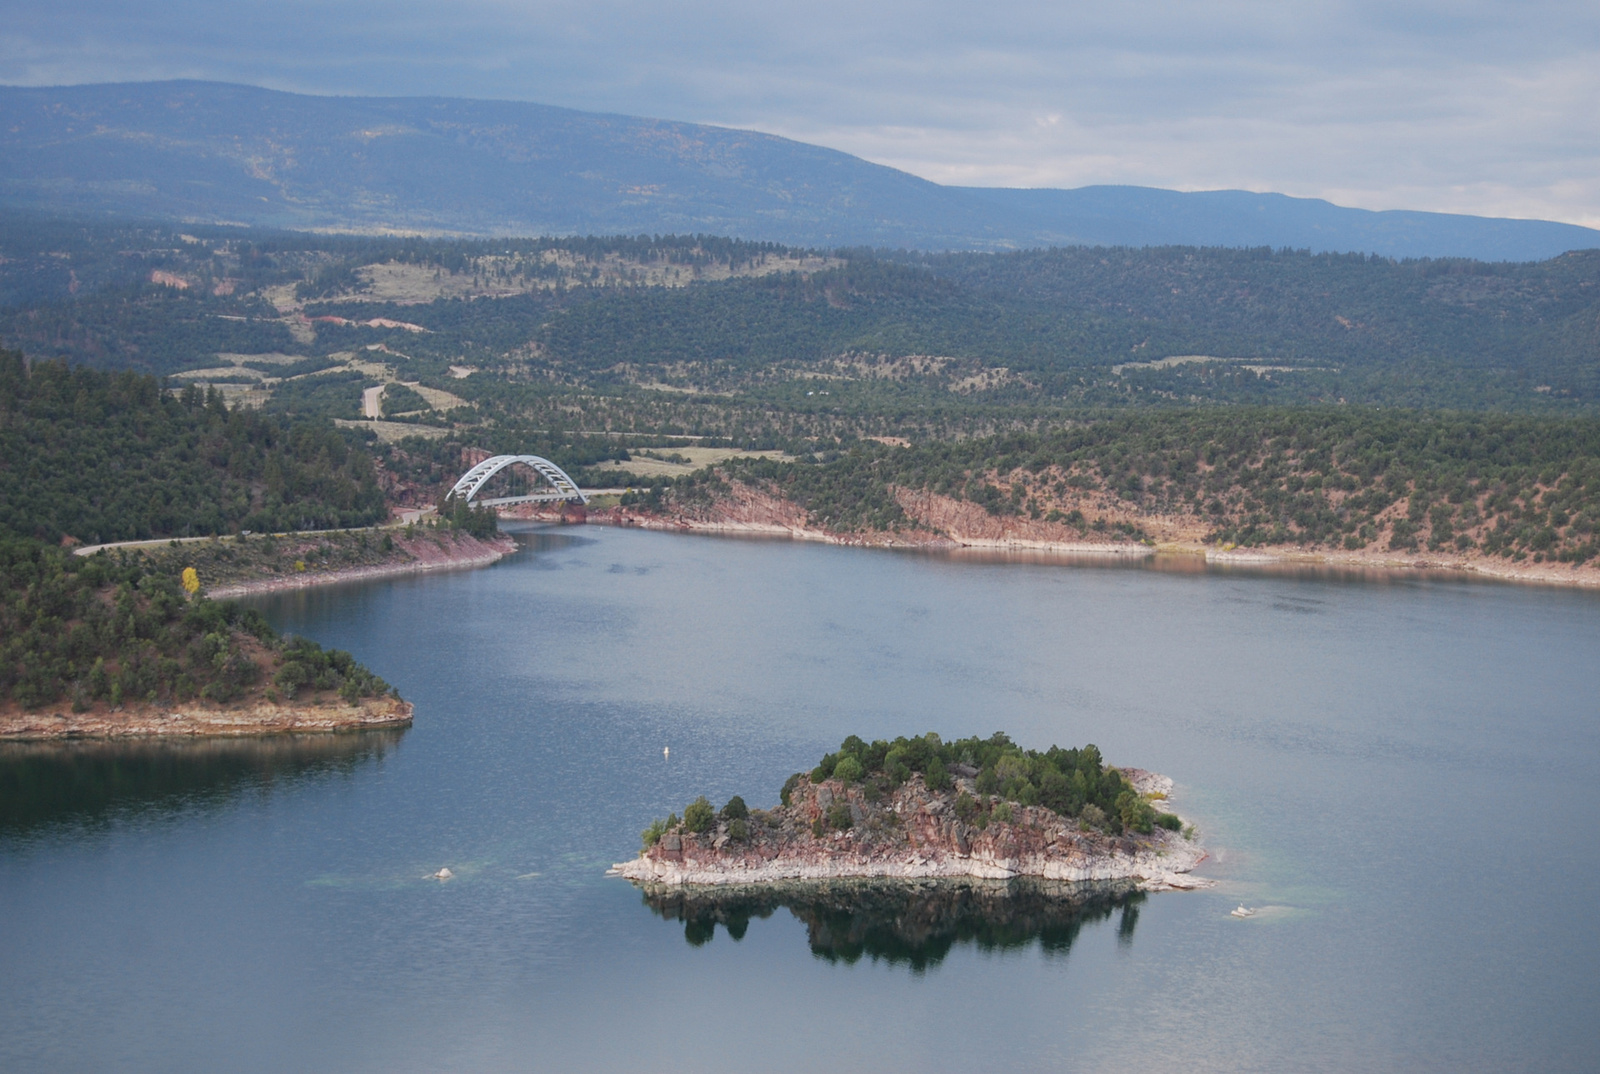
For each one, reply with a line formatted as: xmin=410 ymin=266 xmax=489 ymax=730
xmin=727 ymin=818 xmax=749 ymax=842
xmin=780 ymin=772 xmax=804 ymax=806
xmin=924 ymin=756 xmax=951 ymax=791
xmin=954 ymin=791 xmax=978 ymax=823
xmin=826 ymin=800 xmax=854 ymax=830
xmin=641 ymin=818 xmax=668 ymax=849
xmin=1155 ymin=812 xmax=1182 ymax=831
xmin=721 ymin=795 xmax=749 ymax=821
xmin=992 ymin=801 xmax=1014 ymax=823
xmin=1079 ymin=803 xmax=1109 ymax=832
xmin=1117 ymin=790 xmax=1156 ymax=834
xmin=832 ymin=756 xmax=864 ymax=783
xmin=994 ymin=752 xmax=1030 ymax=786
xmin=682 ymin=796 xmax=715 ymax=833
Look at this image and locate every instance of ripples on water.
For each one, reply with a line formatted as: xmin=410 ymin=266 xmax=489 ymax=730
xmin=1 ymin=524 xmax=1597 ymax=1073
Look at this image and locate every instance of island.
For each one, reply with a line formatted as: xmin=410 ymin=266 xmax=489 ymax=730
xmin=615 ymin=733 xmax=1209 ymax=893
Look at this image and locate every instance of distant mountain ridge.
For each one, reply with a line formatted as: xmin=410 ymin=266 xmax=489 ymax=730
xmin=1 ymin=80 xmax=1595 ymax=262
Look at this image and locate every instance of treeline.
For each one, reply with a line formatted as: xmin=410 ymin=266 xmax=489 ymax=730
xmin=363 ymin=233 xmax=799 ymax=276
xmin=651 ymin=408 xmax=1600 ymax=562
xmin=0 ymin=535 xmax=392 ymax=710
xmin=0 ymin=216 xmax=801 ymax=310
xmin=0 ymin=352 xmax=386 ymax=543
xmin=799 ymin=731 xmax=1176 ymax=836
xmin=1 ymin=286 xmax=295 ymax=374
xmin=523 ymin=250 xmax=1600 ymax=407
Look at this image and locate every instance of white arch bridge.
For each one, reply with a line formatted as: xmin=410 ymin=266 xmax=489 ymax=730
xmin=447 ymin=455 xmax=588 ymax=508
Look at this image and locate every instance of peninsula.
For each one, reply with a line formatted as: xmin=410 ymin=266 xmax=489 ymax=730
xmin=0 ymin=533 xmax=410 ymax=740
xmin=615 ymin=733 xmax=1209 ymax=893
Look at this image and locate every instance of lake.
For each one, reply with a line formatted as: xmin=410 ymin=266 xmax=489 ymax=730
xmin=3 ymin=525 xmax=1598 ymax=1072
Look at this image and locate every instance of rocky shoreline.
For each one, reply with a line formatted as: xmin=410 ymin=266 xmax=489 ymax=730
xmin=0 ymin=696 xmax=413 ymax=741
xmin=564 ymin=483 xmax=1600 ymax=590
xmin=205 ymin=532 xmax=516 ymax=598
xmin=614 ymin=768 xmax=1211 ymax=893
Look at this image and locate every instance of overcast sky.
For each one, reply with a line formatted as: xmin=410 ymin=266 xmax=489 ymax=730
xmin=4 ymin=1 xmax=1597 ymax=225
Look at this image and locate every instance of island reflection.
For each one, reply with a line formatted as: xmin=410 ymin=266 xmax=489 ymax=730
xmin=0 ymin=729 xmax=405 ymax=837
xmin=644 ymin=878 xmax=1145 ymax=972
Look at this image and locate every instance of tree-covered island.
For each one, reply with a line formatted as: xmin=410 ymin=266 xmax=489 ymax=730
xmin=616 ymin=733 xmax=1208 ymax=892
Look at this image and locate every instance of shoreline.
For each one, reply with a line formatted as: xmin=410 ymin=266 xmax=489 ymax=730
xmin=613 ymin=769 xmax=1212 ymax=895
xmin=563 ymin=502 xmax=1600 ymax=590
xmin=205 ymin=532 xmax=517 ymax=598
xmin=0 ymin=696 xmax=414 ymax=741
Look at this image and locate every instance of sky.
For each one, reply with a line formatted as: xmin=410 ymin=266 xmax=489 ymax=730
xmin=3 ymin=1 xmax=1598 ymax=226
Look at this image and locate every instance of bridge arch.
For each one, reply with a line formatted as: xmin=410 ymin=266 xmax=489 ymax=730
xmin=447 ymin=455 xmax=588 ymax=507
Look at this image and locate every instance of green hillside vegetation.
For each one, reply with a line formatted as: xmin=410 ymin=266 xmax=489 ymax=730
xmin=3 ymin=220 xmax=1598 ymax=416
xmin=261 ymin=368 xmax=373 ymax=419
xmin=120 ymin=510 xmax=497 ymax=594
xmin=635 ymin=408 xmax=1600 ymax=563
xmin=0 ymin=535 xmax=394 ymax=711
xmin=804 ymin=731 xmax=1177 ymax=836
xmin=644 ymin=731 xmax=1176 ymax=849
xmin=530 ymin=249 xmax=1600 ymax=407
xmin=380 ymin=382 xmax=430 ymax=417
xmin=0 ymin=352 xmax=387 ymax=543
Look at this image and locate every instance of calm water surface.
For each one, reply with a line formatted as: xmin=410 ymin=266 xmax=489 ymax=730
xmin=3 ymin=525 xmax=1598 ymax=1072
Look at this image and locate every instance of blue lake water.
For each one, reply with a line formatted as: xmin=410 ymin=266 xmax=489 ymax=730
xmin=3 ymin=525 xmax=1598 ymax=1072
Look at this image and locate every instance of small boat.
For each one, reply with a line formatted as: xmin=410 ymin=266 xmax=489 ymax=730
xmin=431 ymin=867 xmax=454 ymax=881
xmin=1230 ymin=905 xmax=1256 ymax=918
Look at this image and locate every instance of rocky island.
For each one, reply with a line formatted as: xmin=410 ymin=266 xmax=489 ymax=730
xmin=615 ymin=733 xmax=1209 ymax=894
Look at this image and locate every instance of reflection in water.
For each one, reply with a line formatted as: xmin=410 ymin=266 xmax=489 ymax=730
xmin=645 ymin=878 xmax=1146 ymax=972
xmin=0 ymin=730 xmax=405 ymax=837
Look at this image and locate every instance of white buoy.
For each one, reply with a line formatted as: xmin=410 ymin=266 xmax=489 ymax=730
xmin=663 ymin=746 xmax=670 ymax=758
xmin=432 ymin=867 xmax=454 ymax=881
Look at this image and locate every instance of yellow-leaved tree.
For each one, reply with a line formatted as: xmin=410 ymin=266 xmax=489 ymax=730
xmin=181 ymin=567 xmax=200 ymax=595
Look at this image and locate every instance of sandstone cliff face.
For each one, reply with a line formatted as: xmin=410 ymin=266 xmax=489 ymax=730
xmin=589 ymin=480 xmax=905 ymax=544
xmin=616 ymin=772 xmax=1207 ymax=892
xmin=0 ymin=695 xmax=413 ymax=740
xmin=586 ymin=478 xmax=1166 ymax=553
xmin=892 ymin=488 xmax=1187 ymax=549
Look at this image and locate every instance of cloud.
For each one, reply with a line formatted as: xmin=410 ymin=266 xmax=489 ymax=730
xmin=2 ymin=0 xmax=1596 ymax=224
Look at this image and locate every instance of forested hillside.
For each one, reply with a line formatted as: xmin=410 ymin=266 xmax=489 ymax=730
xmin=0 ymin=532 xmax=395 ymax=711
xmin=3 ymin=221 xmax=1595 ymax=414
xmin=0 ymin=352 xmax=386 ymax=543
xmin=647 ymin=408 xmax=1600 ymax=565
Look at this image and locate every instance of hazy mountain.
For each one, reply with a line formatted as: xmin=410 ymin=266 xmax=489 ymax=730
xmin=2 ymin=80 xmax=1596 ymax=261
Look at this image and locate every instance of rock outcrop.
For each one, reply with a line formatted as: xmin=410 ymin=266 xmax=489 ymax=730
xmin=615 ymin=770 xmax=1209 ymax=893
xmin=0 ymin=695 xmax=413 ymax=740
